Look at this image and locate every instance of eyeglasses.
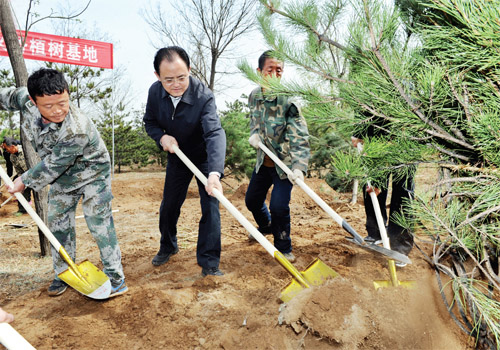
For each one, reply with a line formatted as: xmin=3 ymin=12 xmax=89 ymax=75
xmin=162 ymin=75 xmax=188 ymax=86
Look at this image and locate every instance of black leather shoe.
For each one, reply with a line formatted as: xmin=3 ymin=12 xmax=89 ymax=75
xmin=152 ymin=248 xmax=179 ymax=266
xmin=201 ymin=267 xmax=224 ymax=277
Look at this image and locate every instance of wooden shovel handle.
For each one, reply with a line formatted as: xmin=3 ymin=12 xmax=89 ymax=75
xmin=358 ymin=143 xmax=399 ymax=285
xmin=356 ymin=143 xmax=391 ymax=249
xmin=172 ymin=145 xmax=278 ymax=257
xmin=258 ymin=140 xmax=366 ymax=244
xmin=172 ymin=145 xmax=311 ymax=287
xmin=0 ymin=165 xmax=61 ymax=251
xmin=0 ymin=323 xmax=36 ymax=350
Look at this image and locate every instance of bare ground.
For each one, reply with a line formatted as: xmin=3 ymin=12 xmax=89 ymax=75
xmin=0 ymin=166 xmax=472 ymax=349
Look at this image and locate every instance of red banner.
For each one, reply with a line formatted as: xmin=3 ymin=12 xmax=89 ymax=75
xmin=0 ymin=30 xmax=113 ymax=69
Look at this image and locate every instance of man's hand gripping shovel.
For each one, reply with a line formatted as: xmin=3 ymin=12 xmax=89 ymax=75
xmin=0 ymin=165 xmax=111 ymax=299
xmin=250 ymin=134 xmax=411 ymax=265
xmin=172 ymin=144 xmax=338 ymax=302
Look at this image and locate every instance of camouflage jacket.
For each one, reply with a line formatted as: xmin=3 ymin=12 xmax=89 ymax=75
xmin=10 ymin=145 xmax=27 ymax=176
xmin=0 ymin=87 xmax=111 ymax=192
xmin=248 ymin=87 xmax=310 ymax=179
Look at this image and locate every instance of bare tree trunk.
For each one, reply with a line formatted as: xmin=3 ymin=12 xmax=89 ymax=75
xmin=142 ymin=0 xmax=256 ymax=93
xmin=0 ymin=0 xmax=51 ymax=256
xmin=209 ymin=50 xmax=217 ymax=91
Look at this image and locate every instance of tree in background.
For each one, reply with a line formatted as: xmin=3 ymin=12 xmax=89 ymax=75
xmin=129 ymin=110 xmax=166 ymax=168
xmin=239 ymin=0 xmax=500 ymax=347
xmin=141 ymin=0 xmax=256 ymax=92
xmin=44 ymin=14 xmax=115 ymax=109
xmin=307 ymin=128 xmax=351 ymax=192
xmin=94 ymin=79 xmax=162 ymax=173
xmin=47 ymin=63 xmax=112 ymax=108
xmin=219 ymin=97 xmax=255 ymax=180
xmin=96 ymin=101 xmax=134 ymax=173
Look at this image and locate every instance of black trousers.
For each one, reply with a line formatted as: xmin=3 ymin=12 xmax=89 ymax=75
xmin=158 ymin=158 xmax=221 ymax=269
xmin=363 ymin=171 xmax=414 ymax=255
xmin=3 ymin=152 xmax=13 ymax=177
xmin=245 ymin=166 xmax=293 ymax=254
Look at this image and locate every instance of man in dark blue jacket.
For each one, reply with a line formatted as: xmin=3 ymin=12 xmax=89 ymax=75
xmin=143 ymin=46 xmax=226 ymax=277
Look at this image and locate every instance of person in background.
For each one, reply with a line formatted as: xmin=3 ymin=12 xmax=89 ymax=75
xmin=245 ymin=50 xmax=311 ymax=263
xmin=0 ymin=68 xmax=127 ymax=297
xmin=143 ymin=46 xmax=226 ymax=277
xmin=351 ymin=112 xmax=414 ymax=267
xmin=1 ymin=137 xmax=14 ymax=179
xmin=2 ymin=137 xmax=31 ymax=215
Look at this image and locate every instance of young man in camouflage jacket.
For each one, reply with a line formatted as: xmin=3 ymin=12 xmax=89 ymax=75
xmin=246 ymin=51 xmax=310 ymax=262
xmin=0 ymin=68 xmax=127 ymax=297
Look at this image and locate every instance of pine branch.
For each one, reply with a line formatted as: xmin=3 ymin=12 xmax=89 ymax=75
xmin=416 ymin=195 xmax=500 ymax=290
xmin=446 ymin=71 xmax=471 ymax=137
xmin=482 ymin=243 xmax=500 ymax=284
xmin=439 ymin=163 xmax=500 ymax=176
xmin=363 ymin=0 xmax=475 ymax=151
xmin=429 ymin=143 xmax=470 ymax=162
xmin=431 ymin=176 xmax=493 ymax=189
xmin=262 ymin=1 xmax=346 ymax=51
xmin=456 ymin=204 xmax=500 ymax=230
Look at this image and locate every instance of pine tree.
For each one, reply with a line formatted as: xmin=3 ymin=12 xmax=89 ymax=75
xmin=239 ymin=0 xmax=500 ymax=346
xmin=219 ymin=97 xmax=256 ymax=180
xmin=95 ymin=102 xmax=158 ymax=173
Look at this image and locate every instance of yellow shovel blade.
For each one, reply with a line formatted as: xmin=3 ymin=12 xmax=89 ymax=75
xmin=373 ymin=279 xmax=416 ymax=290
xmin=280 ymin=258 xmax=339 ymax=303
xmin=373 ymin=260 xmax=416 ymax=290
xmin=59 ymin=260 xmax=111 ymax=299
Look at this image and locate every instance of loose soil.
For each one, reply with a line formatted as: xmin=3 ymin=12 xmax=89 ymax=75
xmin=0 ymin=166 xmax=472 ymax=349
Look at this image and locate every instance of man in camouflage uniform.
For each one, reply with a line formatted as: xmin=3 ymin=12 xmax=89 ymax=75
xmin=245 ymin=51 xmax=310 ymax=262
xmin=1 ymin=68 xmax=127 ymax=297
xmin=1 ymin=137 xmax=32 ymax=215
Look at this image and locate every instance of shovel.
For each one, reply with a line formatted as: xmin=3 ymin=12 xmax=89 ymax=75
xmin=172 ymin=144 xmax=338 ymax=302
xmin=0 ymin=166 xmax=111 ymax=299
xmin=0 ymin=175 xmax=15 ymax=191
xmin=0 ymin=323 xmax=36 ymax=350
xmin=0 ymin=195 xmax=14 ymax=208
xmin=254 ymin=137 xmax=411 ymax=265
xmin=355 ymin=143 xmax=415 ymax=289
xmin=366 ymin=182 xmax=416 ymax=289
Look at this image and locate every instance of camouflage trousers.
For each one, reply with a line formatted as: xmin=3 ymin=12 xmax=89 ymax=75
xmin=48 ymin=177 xmax=124 ymax=283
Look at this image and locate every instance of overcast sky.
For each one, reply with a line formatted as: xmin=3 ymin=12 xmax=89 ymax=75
xmin=3 ymin=0 xmax=270 ymax=112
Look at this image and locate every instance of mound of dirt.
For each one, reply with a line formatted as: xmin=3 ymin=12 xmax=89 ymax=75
xmin=0 ymin=170 xmax=470 ymax=349
xmin=279 ymin=276 xmax=461 ymax=349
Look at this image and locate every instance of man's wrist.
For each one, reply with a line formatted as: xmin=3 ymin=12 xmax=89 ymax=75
xmin=159 ymin=134 xmax=169 ymax=148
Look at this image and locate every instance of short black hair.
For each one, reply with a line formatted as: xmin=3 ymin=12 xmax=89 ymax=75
xmin=154 ymin=46 xmax=190 ymax=74
xmin=258 ymin=50 xmax=283 ymax=71
xmin=27 ymin=68 xmax=69 ymax=102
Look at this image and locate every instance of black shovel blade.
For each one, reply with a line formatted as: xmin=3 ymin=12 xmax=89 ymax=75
xmin=344 ymin=237 xmax=412 ymax=265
